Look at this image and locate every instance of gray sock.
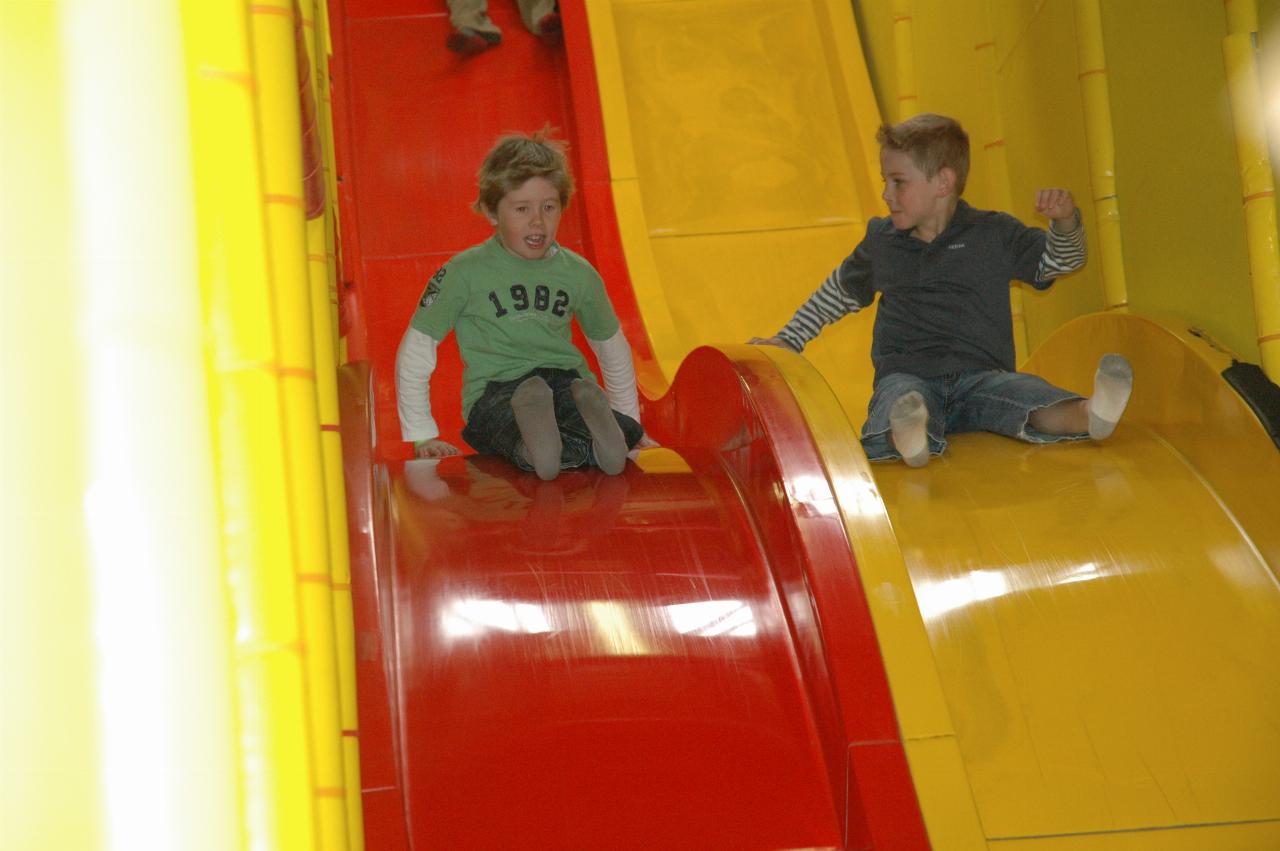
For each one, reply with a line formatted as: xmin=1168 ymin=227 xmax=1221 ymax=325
xmin=889 ymin=390 xmax=930 ymax=468
xmin=511 ymin=376 xmax=562 ymax=480
xmin=570 ymin=379 xmax=627 ymax=475
xmin=1088 ymin=353 xmax=1133 ymax=440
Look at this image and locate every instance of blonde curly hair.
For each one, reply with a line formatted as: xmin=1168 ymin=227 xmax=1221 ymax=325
xmin=474 ymin=125 xmax=575 ymax=215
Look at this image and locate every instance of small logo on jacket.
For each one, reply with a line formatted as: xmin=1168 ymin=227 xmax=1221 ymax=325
xmin=948 ymin=242 xmax=966 ymax=250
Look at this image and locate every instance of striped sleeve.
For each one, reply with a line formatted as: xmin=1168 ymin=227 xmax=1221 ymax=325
xmin=1035 ymin=209 xmax=1087 ymax=282
xmin=776 ymin=267 xmax=867 ymax=352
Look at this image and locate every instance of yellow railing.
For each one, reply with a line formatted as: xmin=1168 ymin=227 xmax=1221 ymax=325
xmin=1073 ymin=0 xmax=1129 ymax=312
xmin=972 ymin=10 xmax=1029 ymax=363
xmin=183 ymin=1 xmax=321 ymax=847
xmin=298 ymin=0 xmax=366 ymax=845
xmin=186 ymin=0 xmax=359 ymax=846
xmin=1223 ymin=0 xmax=1280 ymax=381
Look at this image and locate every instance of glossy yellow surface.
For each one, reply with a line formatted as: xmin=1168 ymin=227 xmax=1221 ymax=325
xmin=591 ymin=1 xmax=1280 ymax=847
xmin=878 ymin=423 xmax=1280 ymax=838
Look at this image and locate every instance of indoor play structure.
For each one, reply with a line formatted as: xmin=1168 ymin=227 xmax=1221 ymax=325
xmin=7 ymin=0 xmax=1280 ymax=849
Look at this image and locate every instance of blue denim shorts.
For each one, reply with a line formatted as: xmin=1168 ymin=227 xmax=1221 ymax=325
xmin=860 ymin=370 xmax=1085 ymax=462
xmin=461 ymin=367 xmax=644 ymax=473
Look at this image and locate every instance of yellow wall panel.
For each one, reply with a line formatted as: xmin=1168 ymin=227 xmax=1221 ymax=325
xmin=1102 ymin=1 xmax=1257 ymax=360
xmin=613 ymin=0 xmax=860 ymax=236
xmin=650 ymin=226 xmax=863 ymax=353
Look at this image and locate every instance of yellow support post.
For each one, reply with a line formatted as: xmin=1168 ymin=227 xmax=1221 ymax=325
xmin=181 ymin=0 xmax=318 ymax=847
xmin=312 ymin=0 xmax=346 ymax=345
xmin=1223 ymin=0 xmax=1280 ymax=381
xmin=891 ymin=0 xmax=918 ymax=121
xmin=1073 ymin=0 xmax=1129 ymax=312
xmin=972 ymin=10 xmax=1029 ymax=363
xmin=298 ymin=0 xmax=366 ymax=845
xmin=248 ymin=1 xmax=349 ymax=847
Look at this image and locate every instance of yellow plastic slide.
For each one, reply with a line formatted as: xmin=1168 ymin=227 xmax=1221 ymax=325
xmin=586 ymin=0 xmax=1280 ymax=847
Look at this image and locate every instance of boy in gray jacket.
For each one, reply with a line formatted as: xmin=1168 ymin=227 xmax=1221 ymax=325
xmin=754 ymin=113 xmax=1131 ymax=467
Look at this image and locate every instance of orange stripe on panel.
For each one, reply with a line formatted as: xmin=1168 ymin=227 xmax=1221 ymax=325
xmin=265 ymin=193 xmax=305 ymax=209
xmin=249 ymin=5 xmax=295 ymax=20
xmin=197 ymin=67 xmax=255 ymax=91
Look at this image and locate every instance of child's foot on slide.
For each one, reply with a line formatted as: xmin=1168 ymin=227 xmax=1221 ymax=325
xmin=512 ymin=376 xmax=562 ymax=480
xmin=570 ymin=379 xmax=627 ymax=475
xmin=536 ymin=13 xmax=562 ymax=47
xmin=446 ymin=27 xmax=496 ymax=55
xmin=1088 ymin=353 xmax=1133 ymax=440
xmin=890 ymin=390 xmax=931 ymax=468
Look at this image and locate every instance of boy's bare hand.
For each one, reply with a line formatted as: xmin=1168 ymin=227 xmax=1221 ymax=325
xmin=415 ymin=438 xmax=461 ymax=458
xmin=1035 ymin=188 xmax=1077 ymax=224
xmin=748 ymin=336 xmax=798 ymax=352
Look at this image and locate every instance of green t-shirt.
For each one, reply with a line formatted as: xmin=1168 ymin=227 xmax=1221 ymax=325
xmin=410 ymin=236 xmax=621 ymax=419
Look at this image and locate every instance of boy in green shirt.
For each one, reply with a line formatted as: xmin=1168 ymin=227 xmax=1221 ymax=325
xmin=396 ymin=129 xmax=646 ymax=480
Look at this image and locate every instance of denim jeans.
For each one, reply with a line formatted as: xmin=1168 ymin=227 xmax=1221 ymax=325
xmin=860 ymin=369 xmax=1085 ymax=462
xmin=462 ymin=367 xmax=644 ymax=473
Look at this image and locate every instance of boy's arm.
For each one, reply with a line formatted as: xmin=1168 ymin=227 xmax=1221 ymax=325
xmin=396 ymin=325 xmax=442 ymax=443
xmin=587 ymin=329 xmax=642 ymax=424
xmin=1034 ymin=190 xmax=1087 ymax=282
xmin=769 ymin=266 xmax=867 ymax=352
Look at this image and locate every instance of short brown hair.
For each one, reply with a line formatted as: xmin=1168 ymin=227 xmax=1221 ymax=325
xmin=474 ymin=126 xmax=575 ymax=215
xmin=876 ymin=113 xmax=970 ymax=196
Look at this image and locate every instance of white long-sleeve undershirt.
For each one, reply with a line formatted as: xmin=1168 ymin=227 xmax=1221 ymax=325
xmin=587 ymin=329 xmax=642 ymax=423
xmin=396 ymin=326 xmax=440 ymax=442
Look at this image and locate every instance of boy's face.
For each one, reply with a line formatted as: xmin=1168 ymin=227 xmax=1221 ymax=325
xmin=485 ymin=176 xmax=563 ymax=261
xmin=879 ymin=147 xmax=952 ymax=233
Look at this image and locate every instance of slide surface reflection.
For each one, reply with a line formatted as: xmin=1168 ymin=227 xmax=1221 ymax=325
xmin=390 ymin=452 xmax=843 ymax=849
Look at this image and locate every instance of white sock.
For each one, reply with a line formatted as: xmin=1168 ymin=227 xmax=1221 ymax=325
xmin=512 ymin=376 xmax=562 ymax=480
xmin=889 ymin=391 xmax=931 ymax=468
xmin=570 ymin=379 xmax=627 ymax=475
xmin=1088 ymin=353 xmax=1133 ymax=440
